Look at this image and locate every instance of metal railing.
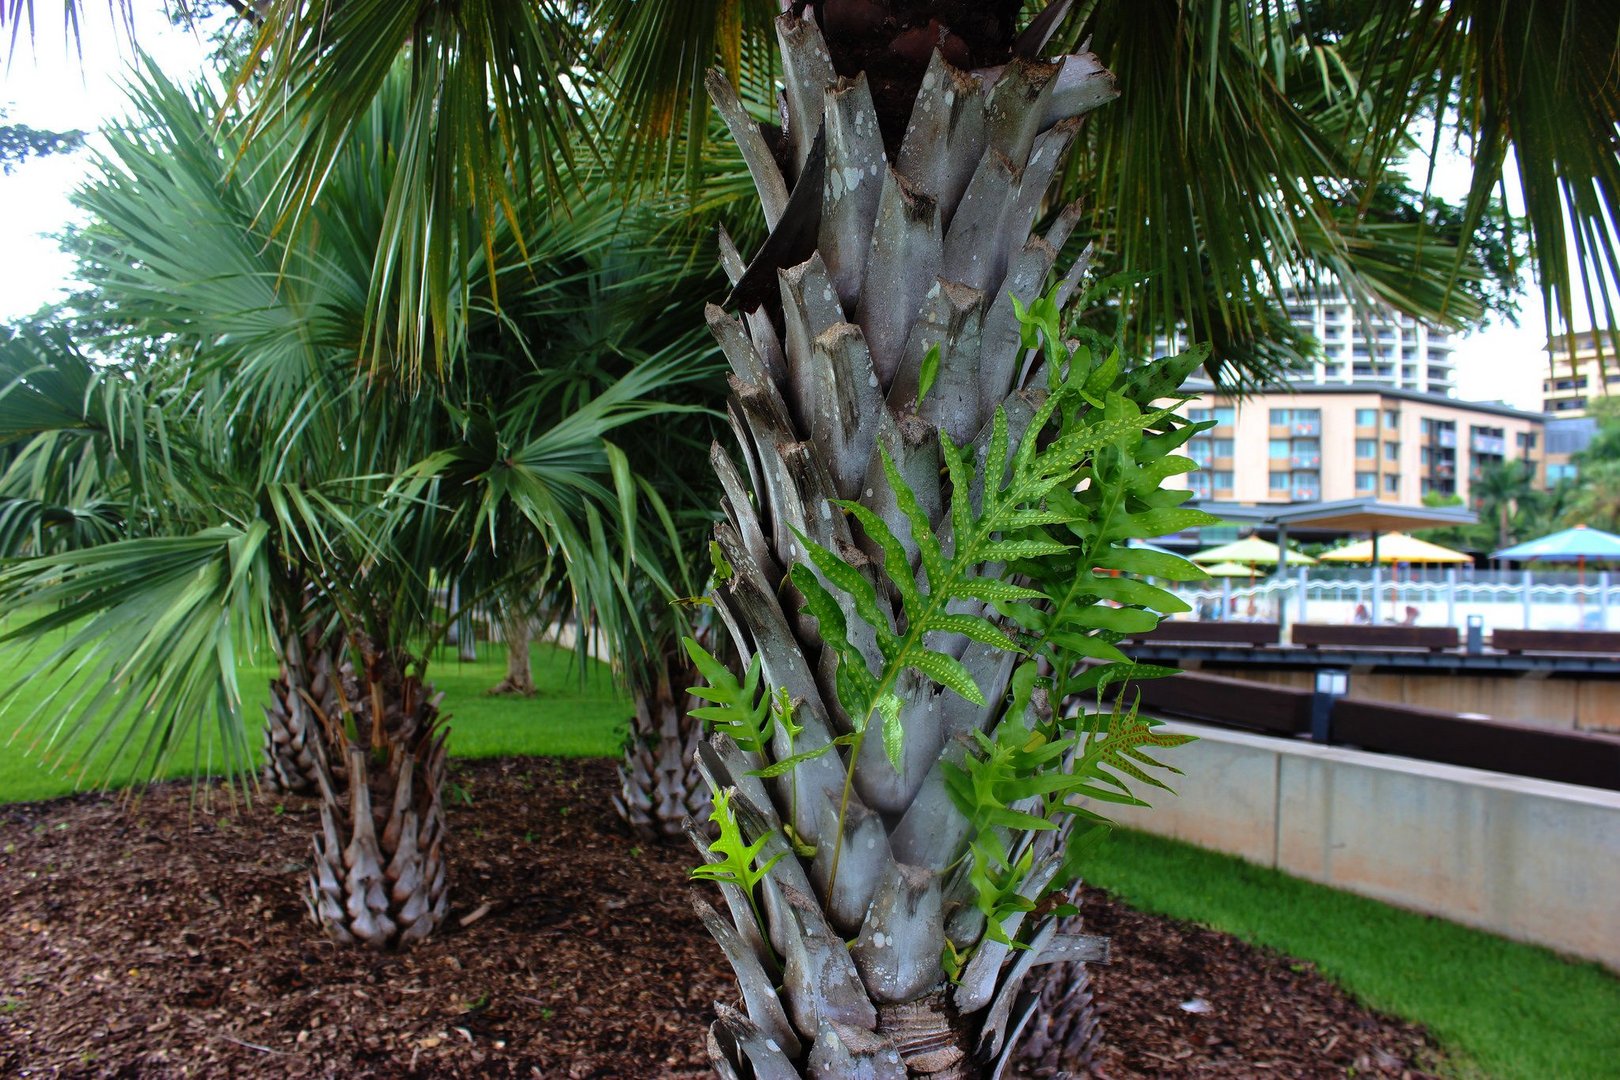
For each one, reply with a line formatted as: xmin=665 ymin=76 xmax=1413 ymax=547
xmin=1168 ymin=569 xmax=1619 ymax=632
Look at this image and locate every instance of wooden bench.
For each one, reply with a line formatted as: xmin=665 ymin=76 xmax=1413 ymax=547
xmin=1131 ymin=669 xmax=1309 ymax=737
xmin=1291 ymin=624 xmax=1458 ymax=652
xmin=1130 ymin=621 xmax=1281 ymax=647
xmin=1490 ymin=629 xmax=1620 ymax=656
xmin=1332 ymin=699 xmax=1620 ymax=791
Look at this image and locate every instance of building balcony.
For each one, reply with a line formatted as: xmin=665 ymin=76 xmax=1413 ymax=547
xmin=1289 ymin=453 xmax=1322 ymax=469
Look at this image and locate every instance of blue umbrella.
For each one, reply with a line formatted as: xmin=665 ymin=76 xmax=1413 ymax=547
xmin=1492 ymin=525 xmax=1620 ymax=563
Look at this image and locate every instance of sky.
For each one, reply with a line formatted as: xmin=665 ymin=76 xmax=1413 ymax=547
xmin=0 ymin=18 xmax=1573 ymax=412
xmin=0 ymin=7 xmax=220 ymax=323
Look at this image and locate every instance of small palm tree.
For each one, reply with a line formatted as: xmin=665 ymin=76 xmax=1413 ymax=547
xmin=0 ymin=64 xmax=704 ymax=949
xmin=1470 ymin=459 xmax=1538 ymax=549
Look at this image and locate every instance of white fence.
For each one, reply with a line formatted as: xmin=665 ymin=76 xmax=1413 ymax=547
xmin=1175 ymin=569 xmax=1619 ymax=632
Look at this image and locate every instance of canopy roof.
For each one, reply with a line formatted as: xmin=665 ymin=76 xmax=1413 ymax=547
xmin=1191 ymin=498 xmax=1479 ymax=534
xmin=1493 ymin=525 xmax=1620 ymax=562
xmin=1200 ymin=561 xmax=1261 ymax=577
xmin=1266 ymin=499 xmax=1479 ymax=534
xmin=1191 ymin=535 xmax=1318 ymax=566
xmin=1319 ymin=532 xmax=1472 ymax=564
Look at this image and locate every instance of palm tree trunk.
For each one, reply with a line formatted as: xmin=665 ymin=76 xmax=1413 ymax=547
xmin=692 ymin=10 xmax=1119 ymax=1076
xmin=262 ymin=624 xmax=354 ymax=797
xmin=615 ymin=637 xmax=713 ymax=840
xmin=1008 ymin=890 xmax=1105 ymax=1076
xmin=488 ymin=608 xmax=536 ymax=696
xmin=305 ymin=649 xmax=452 ymax=949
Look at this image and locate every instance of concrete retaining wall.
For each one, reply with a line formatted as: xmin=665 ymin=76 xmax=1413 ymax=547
xmin=1102 ymin=722 xmax=1620 ymax=972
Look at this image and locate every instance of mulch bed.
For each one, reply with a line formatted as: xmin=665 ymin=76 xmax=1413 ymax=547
xmin=0 ymin=757 xmax=1439 ymax=1077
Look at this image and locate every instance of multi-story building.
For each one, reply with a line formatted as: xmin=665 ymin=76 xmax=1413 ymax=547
xmin=1542 ymin=329 xmax=1619 ymax=415
xmin=1283 ymin=287 xmax=1458 ymax=396
xmin=1544 ymin=416 xmax=1598 ymax=485
xmin=1177 ymin=384 xmax=1544 ymax=506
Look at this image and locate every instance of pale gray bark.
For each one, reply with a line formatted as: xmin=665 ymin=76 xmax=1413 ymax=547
xmin=694 ymin=13 xmax=1118 ymax=1077
xmin=488 ymin=609 xmax=535 ymax=696
xmin=305 ymin=662 xmax=451 ymax=950
xmin=615 ymin=641 xmax=713 ymax=840
xmin=262 ymin=627 xmax=354 ymax=797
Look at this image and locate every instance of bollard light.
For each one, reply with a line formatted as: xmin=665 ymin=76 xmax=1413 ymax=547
xmin=1466 ymin=614 xmax=1484 ymax=655
xmin=1314 ymin=669 xmax=1349 ymax=697
xmin=1310 ymin=669 xmax=1348 ymax=743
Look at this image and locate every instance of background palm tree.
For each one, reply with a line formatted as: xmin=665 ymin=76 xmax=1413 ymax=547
xmin=0 ymin=62 xmax=711 ymax=949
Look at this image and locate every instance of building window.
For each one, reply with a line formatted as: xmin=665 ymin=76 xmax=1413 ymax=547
xmin=1385 ymin=441 xmax=1400 ymax=461
xmin=1355 ymin=408 xmax=1378 ymax=427
xmin=1270 ymin=408 xmax=1289 ymax=425
xmin=1355 ymin=439 xmax=1377 ymax=458
xmin=1213 ymin=406 xmax=1235 ymax=426
xmin=1547 ymin=462 xmax=1579 ymax=483
xmin=1212 ymin=471 xmax=1234 ymax=492
xmin=1517 ymin=432 xmax=1538 ymax=451
xmin=1384 ymin=409 xmax=1400 ymax=428
xmin=1421 ymin=446 xmax=1433 ymax=465
xmin=1355 ymin=472 xmax=1377 ymax=492
xmin=1268 ymin=439 xmax=1290 ymax=458
xmin=1212 ymin=438 xmax=1234 ymax=457
xmin=1384 ymin=473 xmax=1400 ymax=494
xmin=1187 ymin=407 xmax=1212 ymax=423
xmin=1269 ymin=470 xmax=1290 ymax=490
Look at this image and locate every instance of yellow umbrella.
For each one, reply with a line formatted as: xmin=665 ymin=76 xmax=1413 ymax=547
xmin=1201 ymin=561 xmax=1259 ymax=577
xmin=1191 ymin=534 xmax=1318 ymax=566
xmin=1318 ymin=532 xmax=1471 ymax=564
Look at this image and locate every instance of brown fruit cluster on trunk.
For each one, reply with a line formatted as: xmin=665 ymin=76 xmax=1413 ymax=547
xmin=804 ymin=0 xmax=1030 ymax=155
xmin=261 ymin=628 xmax=356 ymax=797
xmin=614 ymin=644 xmax=712 ymax=841
xmin=305 ymin=664 xmax=452 ymax=950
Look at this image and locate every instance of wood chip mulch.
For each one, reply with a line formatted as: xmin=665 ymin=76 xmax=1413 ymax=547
xmin=0 ymin=757 xmax=1441 ymax=1078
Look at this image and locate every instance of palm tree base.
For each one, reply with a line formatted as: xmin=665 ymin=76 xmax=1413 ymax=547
xmin=306 ymin=672 xmax=450 ymax=949
xmin=262 ymin=632 xmax=353 ymax=797
xmin=615 ymin=657 xmax=711 ymax=840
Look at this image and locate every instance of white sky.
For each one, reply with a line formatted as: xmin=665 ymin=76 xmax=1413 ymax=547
xmin=0 ymin=7 xmax=220 ymax=321
xmin=0 ymin=23 xmax=1587 ymax=412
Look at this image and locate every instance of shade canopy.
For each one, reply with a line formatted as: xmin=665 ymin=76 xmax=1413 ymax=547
xmin=1319 ymin=532 xmax=1472 ymax=565
xmin=1200 ymin=561 xmax=1260 ymax=578
xmin=1265 ymin=498 xmax=1479 ymax=534
xmin=1493 ymin=525 xmax=1620 ymax=562
xmin=1127 ymin=539 xmax=1185 ymax=559
xmin=1191 ymin=535 xmax=1317 ymax=566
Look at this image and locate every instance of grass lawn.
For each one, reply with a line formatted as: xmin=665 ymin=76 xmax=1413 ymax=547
xmin=1083 ymin=828 xmax=1620 ymax=1080
xmin=0 ymin=638 xmax=629 ymax=805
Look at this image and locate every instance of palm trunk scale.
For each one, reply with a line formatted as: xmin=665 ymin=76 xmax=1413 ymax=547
xmin=684 ymin=6 xmax=1193 ymax=1076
